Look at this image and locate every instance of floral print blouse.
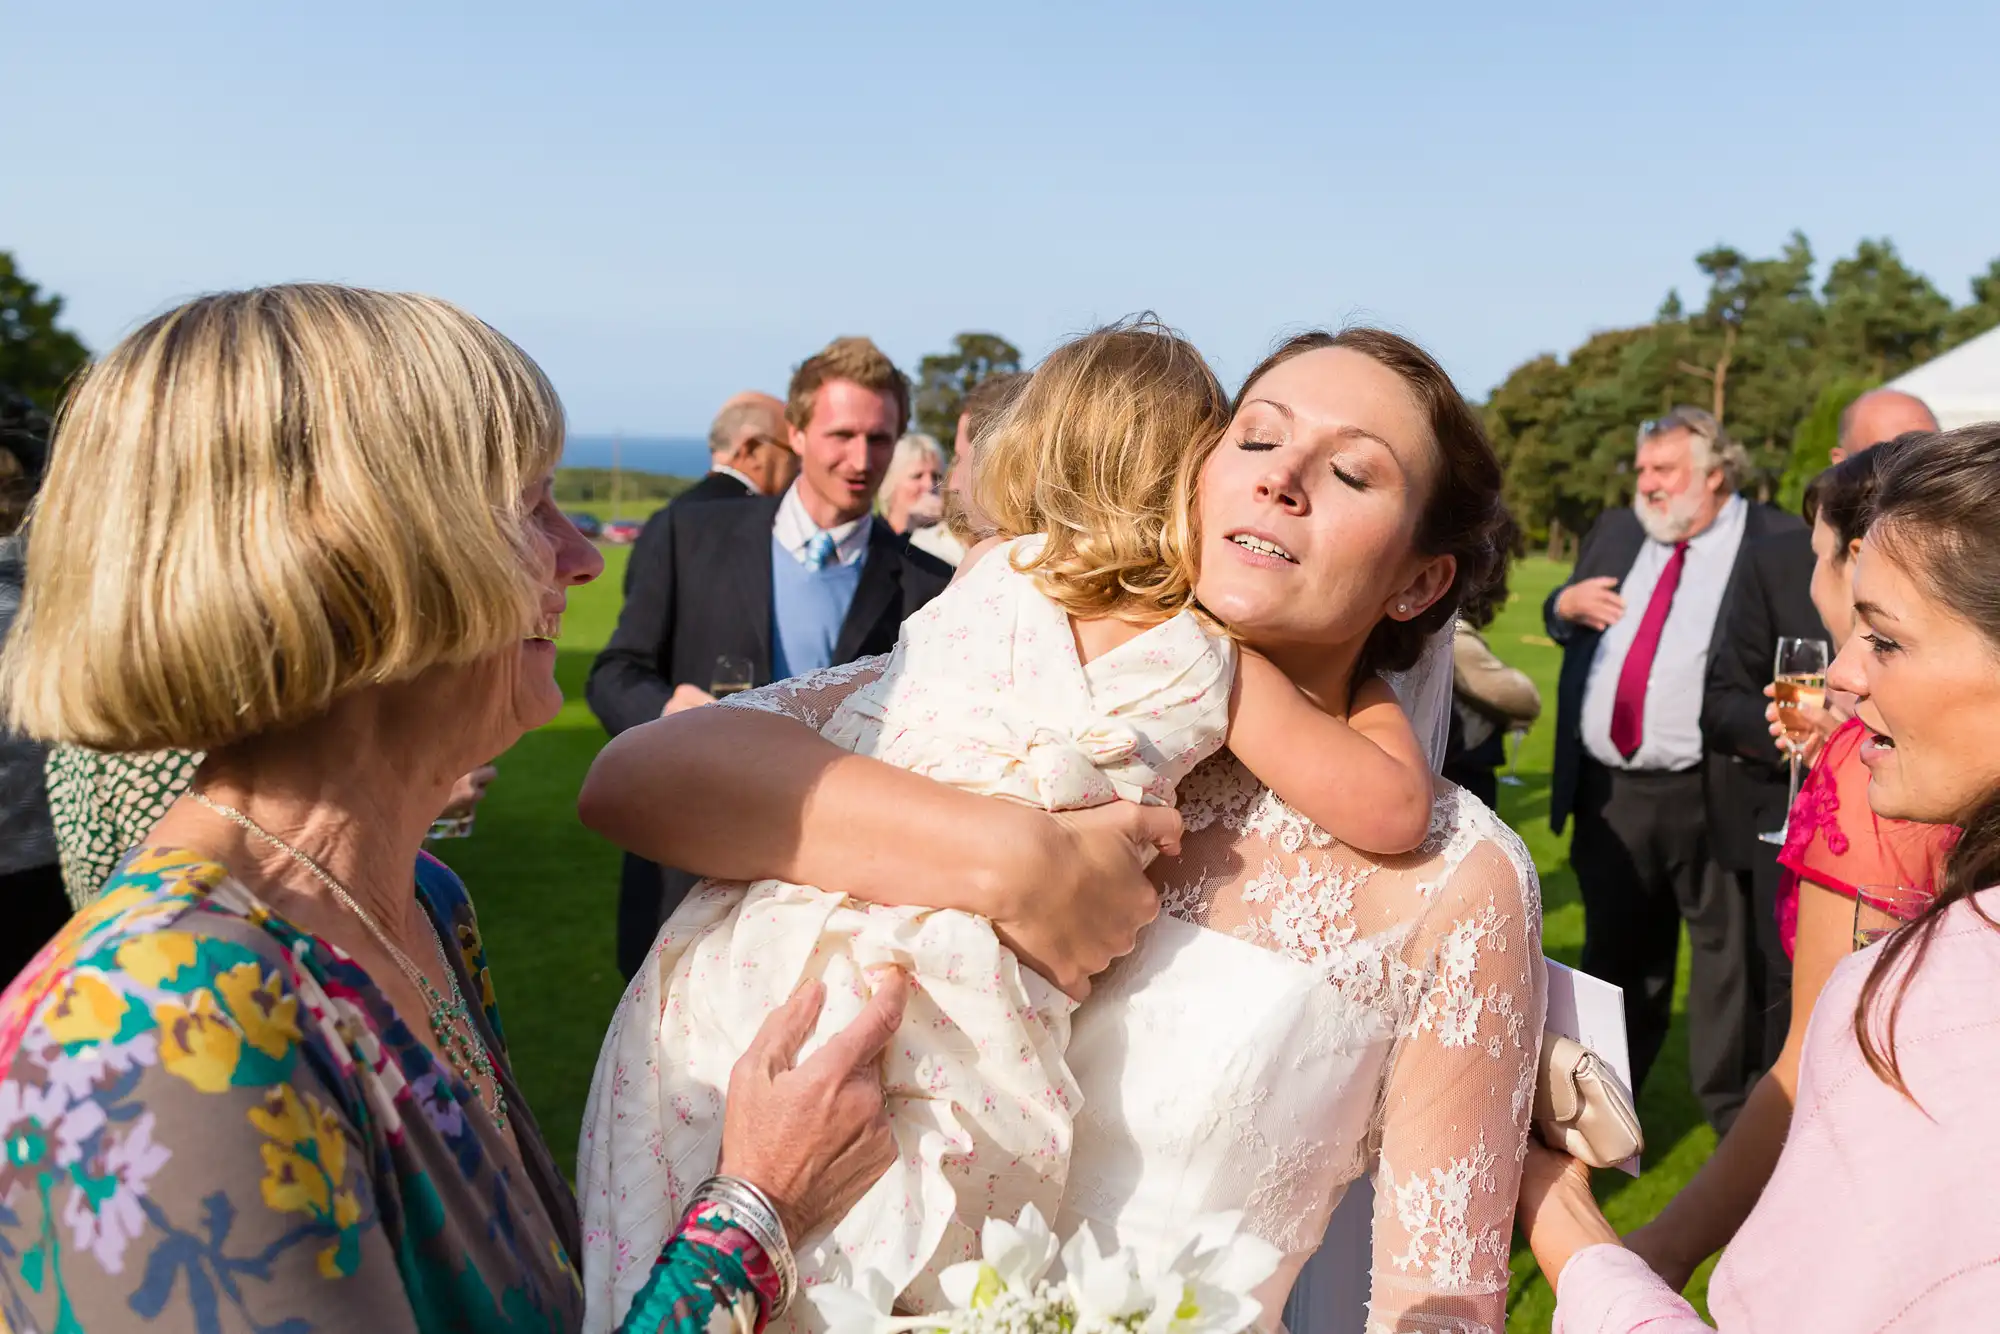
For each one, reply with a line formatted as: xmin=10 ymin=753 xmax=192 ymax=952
xmin=0 ymin=848 xmax=779 ymax=1334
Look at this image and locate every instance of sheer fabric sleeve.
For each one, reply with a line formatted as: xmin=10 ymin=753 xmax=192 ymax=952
xmin=716 ymin=655 xmax=891 ymax=732
xmin=1366 ymin=832 xmax=1546 ymax=1334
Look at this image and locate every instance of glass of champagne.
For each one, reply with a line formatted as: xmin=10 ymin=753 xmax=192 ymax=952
xmin=426 ymin=812 xmax=475 ymax=840
xmin=1853 ymin=883 xmax=1929 ymax=951
xmin=710 ymin=655 xmax=755 ymax=701
xmin=1498 ymin=725 xmax=1528 ymax=787
xmin=1758 ymin=636 xmax=1830 ymax=845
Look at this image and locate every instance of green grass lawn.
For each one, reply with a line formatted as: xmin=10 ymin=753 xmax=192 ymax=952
xmin=449 ymin=547 xmax=1715 ymax=1331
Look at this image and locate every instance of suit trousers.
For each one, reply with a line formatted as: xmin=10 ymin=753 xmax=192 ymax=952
xmin=1748 ymin=852 xmax=1793 ymax=1061
xmin=1570 ymin=759 xmax=1760 ymax=1134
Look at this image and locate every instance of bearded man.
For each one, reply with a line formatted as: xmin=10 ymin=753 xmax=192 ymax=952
xmin=1545 ymin=407 xmax=1802 ymax=1133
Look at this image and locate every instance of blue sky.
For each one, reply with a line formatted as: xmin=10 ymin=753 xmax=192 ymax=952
xmin=5 ymin=1 xmax=1996 ymax=434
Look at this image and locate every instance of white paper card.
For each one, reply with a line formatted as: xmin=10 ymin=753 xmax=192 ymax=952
xmin=1543 ymin=960 xmax=1642 ymax=1176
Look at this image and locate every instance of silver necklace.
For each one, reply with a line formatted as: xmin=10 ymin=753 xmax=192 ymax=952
xmin=191 ymin=791 xmax=509 ymax=1129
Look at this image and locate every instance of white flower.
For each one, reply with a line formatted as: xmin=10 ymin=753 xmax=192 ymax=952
xmin=807 ymin=1270 xmax=900 ymax=1334
xmin=939 ymin=1204 xmax=1061 ymax=1309
xmin=1135 ymin=1213 xmax=1281 ymax=1334
xmin=808 ymin=1207 xmax=1272 ymax=1334
xmin=1060 ymin=1222 xmax=1147 ymax=1331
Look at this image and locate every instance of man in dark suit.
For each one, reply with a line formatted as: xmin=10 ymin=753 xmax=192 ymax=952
xmin=1546 ymin=407 xmax=1803 ymax=1134
xmin=1701 ymin=527 xmax=1823 ymax=1061
xmin=588 ymin=338 xmax=953 ymax=978
xmin=1700 ymin=386 xmax=1938 ymax=1059
xmin=675 ymin=391 xmax=796 ymax=506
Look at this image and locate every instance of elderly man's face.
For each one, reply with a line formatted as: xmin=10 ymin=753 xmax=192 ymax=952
xmin=1632 ymin=427 xmax=1726 ymax=543
xmin=730 ymin=405 xmax=797 ymax=496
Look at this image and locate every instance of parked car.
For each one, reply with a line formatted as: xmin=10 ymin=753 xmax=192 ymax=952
xmin=565 ymin=510 xmax=603 ymax=539
xmin=603 ymin=518 xmax=644 ymax=545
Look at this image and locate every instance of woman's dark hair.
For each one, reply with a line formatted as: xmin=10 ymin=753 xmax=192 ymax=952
xmin=1851 ymin=422 xmax=2000 ymax=1099
xmin=1231 ymin=329 xmax=1513 ymax=677
xmin=1800 ymin=432 xmax=1920 ymax=555
xmin=0 ymin=388 xmax=52 ymax=535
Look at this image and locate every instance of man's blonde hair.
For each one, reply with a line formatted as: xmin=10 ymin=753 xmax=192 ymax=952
xmin=974 ymin=317 xmax=1228 ymax=623
xmin=785 ymin=336 xmax=911 ymax=435
xmin=1 ymin=283 xmax=565 ymax=751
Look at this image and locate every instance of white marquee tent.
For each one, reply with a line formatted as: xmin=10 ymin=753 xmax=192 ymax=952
xmin=1887 ymin=324 xmax=2000 ymax=429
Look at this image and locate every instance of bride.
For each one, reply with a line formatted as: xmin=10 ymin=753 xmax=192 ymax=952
xmin=580 ymin=329 xmax=1544 ymax=1334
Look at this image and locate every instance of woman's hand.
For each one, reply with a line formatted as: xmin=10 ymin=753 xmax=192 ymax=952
xmin=992 ymin=802 xmax=1182 ymax=1001
xmin=1517 ymin=1139 xmax=1621 ymax=1292
xmin=1764 ymin=683 xmax=1839 ymax=767
xmin=439 ymin=765 xmax=498 ymax=819
xmin=718 ymin=970 xmax=909 ymax=1243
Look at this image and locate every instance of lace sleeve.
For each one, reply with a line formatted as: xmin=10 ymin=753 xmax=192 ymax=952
xmin=1366 ymin=820 xmax=1546 ymax=1334
xmin=715 ymin=655 xmax=890 ymax=733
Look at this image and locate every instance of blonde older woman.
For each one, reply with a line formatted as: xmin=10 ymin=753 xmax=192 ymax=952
xmin=877 ymin=432 xmax=946 ymax=529
xmin=0 ymin=285 xmax=905 ymax=1334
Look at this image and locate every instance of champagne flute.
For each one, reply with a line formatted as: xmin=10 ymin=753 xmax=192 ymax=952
xmin=1498 ymin=726 xmax=1528 ymax=788
xmin=1853 ymin=883 xmax=1929 ymax=951
xmin=1758 ymin=636 xmax=1831 ymax=845
xmin=710 ymin=655 xmax=755 ymax=700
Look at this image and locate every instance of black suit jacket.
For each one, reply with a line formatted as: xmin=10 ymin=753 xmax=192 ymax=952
xmin=1701 ymin=528 xmax=1826 ymax=869
xmin=586 ymin=497 xmax=953 ymax=961
xmin=1544 ymin=502 xmax=1804 ymax=835
xmin=671 ymin=469 xmax=754 ymax=507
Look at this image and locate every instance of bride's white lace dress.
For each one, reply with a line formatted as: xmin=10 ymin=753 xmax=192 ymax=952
xmin=578 ymin=656 xmax=1544 ymax=1334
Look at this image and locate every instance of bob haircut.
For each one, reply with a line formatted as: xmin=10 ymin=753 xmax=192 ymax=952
xmin=1 ymin=283 xmax=565 ymax=752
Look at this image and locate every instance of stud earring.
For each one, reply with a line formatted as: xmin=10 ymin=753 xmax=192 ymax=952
xmin=1397 ymin=601 xmax=1410 ymax=615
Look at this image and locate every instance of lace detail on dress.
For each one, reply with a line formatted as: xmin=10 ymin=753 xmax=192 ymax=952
xmin=720 ymin=655 xmax=888 ymax=732
xmin=669 ymin=665 xmax=1544 ymax=1334
xmin=1782 ymin=751 xmax=1849 ymax=864
xmin=1383 ymin=1133 xmax=1503 ymax=1291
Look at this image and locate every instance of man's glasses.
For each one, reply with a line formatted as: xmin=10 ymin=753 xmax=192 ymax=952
xmin=1636 ymin=411 xmax=1717 ymax=446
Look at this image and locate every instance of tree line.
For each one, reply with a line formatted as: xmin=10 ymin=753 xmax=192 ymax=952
xmin=1484 ymin=235 xmax=2000 ymax=555
xmin=9 ymin=244 xmax=1996 ymax=559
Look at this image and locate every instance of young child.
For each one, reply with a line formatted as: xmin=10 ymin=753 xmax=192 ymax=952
xmin=578 ymin=320 xmax=1434 ymax=1332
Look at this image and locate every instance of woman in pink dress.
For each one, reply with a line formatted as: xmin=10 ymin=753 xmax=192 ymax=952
xmin=1619 ymin=435 xmax=1959 ymax=1290
xmin=1520 ymin=422 xmax=2000 ymax=1330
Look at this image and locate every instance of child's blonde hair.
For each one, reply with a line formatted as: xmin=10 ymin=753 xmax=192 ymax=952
xmin=973 ymin=317 xmax=1229 ymax=623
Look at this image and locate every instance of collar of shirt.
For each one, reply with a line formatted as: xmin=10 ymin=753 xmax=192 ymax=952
xmin=1683 ymin=492 xmax=1746 ymax=557
xmin=710 ymin=463 xmax=761 ymax=493
xmin=773 ymin=483 xmax=871 ymax=567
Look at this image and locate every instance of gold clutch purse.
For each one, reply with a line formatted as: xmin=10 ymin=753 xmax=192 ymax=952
xmin=1533 ymin=1034 xmax=1645 ymax=1169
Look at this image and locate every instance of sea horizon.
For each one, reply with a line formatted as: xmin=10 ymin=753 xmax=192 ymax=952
xmin=560 ymin=434 xmax=709 ymax=478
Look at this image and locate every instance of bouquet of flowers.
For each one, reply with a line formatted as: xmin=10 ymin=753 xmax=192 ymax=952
xmin=807 ymin=1206 xmax=1281 ymax=1334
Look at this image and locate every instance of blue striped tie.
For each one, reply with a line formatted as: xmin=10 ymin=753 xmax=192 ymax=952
xmin=804 ymin=531 xmax=837 ymax=570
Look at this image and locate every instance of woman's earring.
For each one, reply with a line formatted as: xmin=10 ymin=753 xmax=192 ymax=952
xmin=1396 ymin=601 xmax=1410 ymax=616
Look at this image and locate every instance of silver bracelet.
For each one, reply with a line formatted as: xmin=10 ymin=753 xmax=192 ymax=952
xmin=690 ymin=1175 xmax=798 ymax=1319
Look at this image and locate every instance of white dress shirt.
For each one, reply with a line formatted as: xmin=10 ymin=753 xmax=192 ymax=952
xmin=772 ymin=483 xmax=870 ymax=568
xmin=1580 ymin=495 xmax=1747 ymax=772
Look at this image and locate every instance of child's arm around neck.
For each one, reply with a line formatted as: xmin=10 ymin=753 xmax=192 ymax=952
xmin=1226 ymin=648 xmax=1435 ymax=856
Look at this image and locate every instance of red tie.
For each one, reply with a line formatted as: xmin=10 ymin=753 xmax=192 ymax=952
xmin=1609 ymin=541 xmax=1689 ymax=759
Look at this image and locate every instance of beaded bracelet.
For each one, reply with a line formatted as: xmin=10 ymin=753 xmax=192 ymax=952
xmin=689 ymin=1175 xmax=798 ymax=1318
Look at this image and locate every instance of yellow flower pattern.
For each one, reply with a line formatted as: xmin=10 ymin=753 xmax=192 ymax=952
xmin=216 ymin=959 xmax=302 ymax=1059
xmin=41 ymin=971 xmax=127 ymax=1045
xmin=156 ymin=988 xmax=244 ymax=1093
xmin=247 ymin=1084 xmax=365 ymax=1278
xmin=0 ymin=849 xmax=635 ymax=1334
xmin=117 ymin=930 xmax=201 ymax=989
